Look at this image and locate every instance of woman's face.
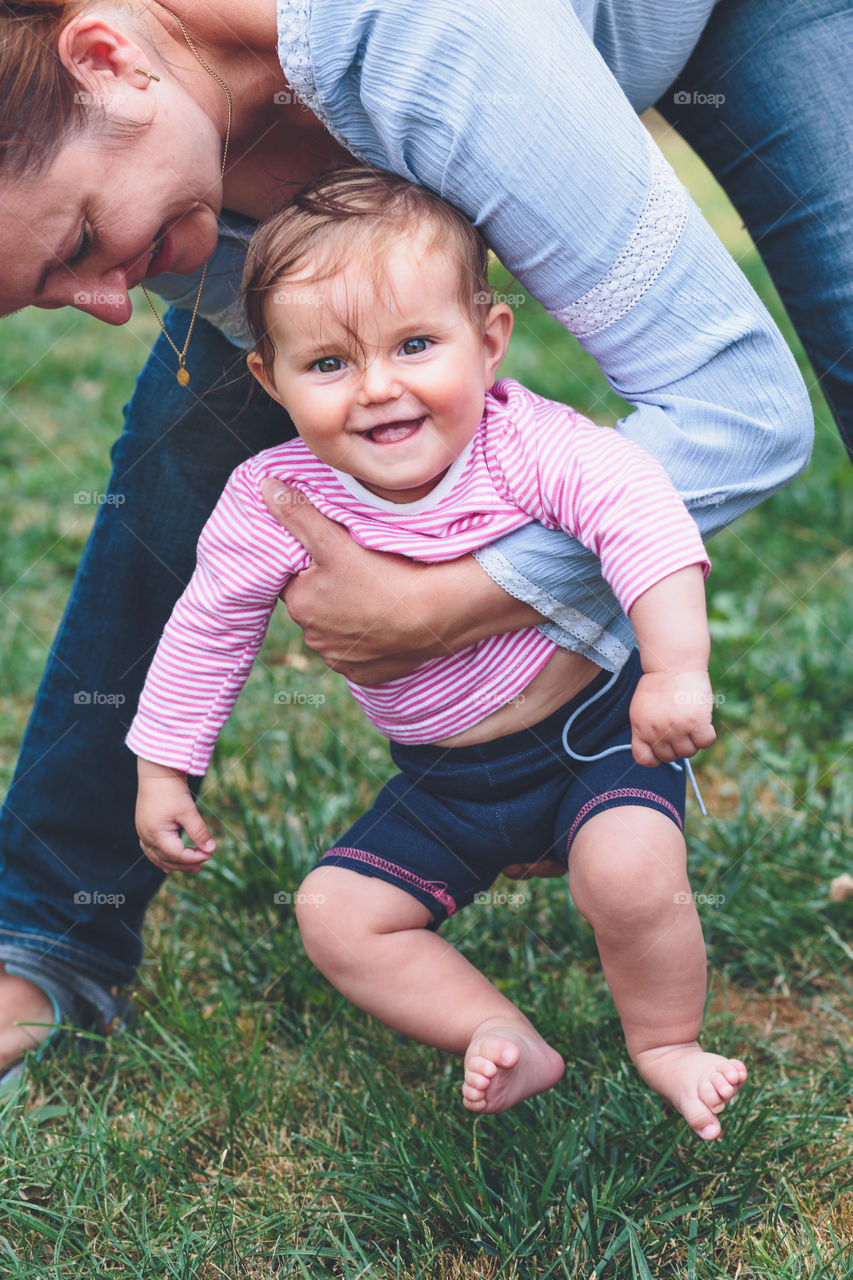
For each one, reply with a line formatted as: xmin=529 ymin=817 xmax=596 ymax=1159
xmin=0 ymin=88 xmax=225 ymax=324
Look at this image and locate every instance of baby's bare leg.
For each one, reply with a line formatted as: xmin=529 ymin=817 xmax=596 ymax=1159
xmin=568 ymin=807 xmax=746 ymax=1140
xmin=296 ymin=866 xmax=563 ymax=1112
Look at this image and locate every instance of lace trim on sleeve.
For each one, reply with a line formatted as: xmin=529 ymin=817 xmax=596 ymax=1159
xmin=552 ymin=134 xmax=688 ymax=340
xmin=472 ymin=545 xmax=633 ymax=673
xmin=277 ymin=0 xmax=364 ymax=156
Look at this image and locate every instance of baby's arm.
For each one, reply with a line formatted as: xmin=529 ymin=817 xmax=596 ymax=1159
xmin=498 ymin=389 xmax=716 ymax=767
xmin=627 ymin=565 xmax=715 ymax=766
xmin=136 ymin=758 xmax=216 ymax=874
xmin=127 ymin=457 xmax=303 ymax=868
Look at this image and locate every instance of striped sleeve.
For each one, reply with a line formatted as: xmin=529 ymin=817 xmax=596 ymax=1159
xmin=125 ymin=461 xmax=305 ymax=774
xmin=489 ymin=391 xmax=710 ymax=616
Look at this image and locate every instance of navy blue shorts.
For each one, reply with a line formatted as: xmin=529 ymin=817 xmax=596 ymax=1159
xmin=317 ymin=650 xmax=686 ymax=925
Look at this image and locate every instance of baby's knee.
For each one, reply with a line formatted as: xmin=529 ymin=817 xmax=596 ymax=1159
xmin=568 ymin=814 xmax=687 ymax=933
xmin=294 ymin=864 xmax=432 ymax=978
xmin=294 ymin=867 xmax=353 ymax=973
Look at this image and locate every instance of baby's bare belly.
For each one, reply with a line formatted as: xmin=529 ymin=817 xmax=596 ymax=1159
xmin=435 ymin=647 xmax=601 ymax=748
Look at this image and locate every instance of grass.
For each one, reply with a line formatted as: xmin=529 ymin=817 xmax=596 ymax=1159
xmin=0 ymin=115 xmax=851 ymax=1277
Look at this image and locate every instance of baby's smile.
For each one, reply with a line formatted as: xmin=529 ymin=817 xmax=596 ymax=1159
xmin=355 ymin=417 xmax=425 ymax=445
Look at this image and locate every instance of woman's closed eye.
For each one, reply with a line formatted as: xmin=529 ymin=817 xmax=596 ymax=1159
xmin=399 ymin=336 xmax=431 ymax=356
xmin=66 ymin=224 xmax=92 ymax=269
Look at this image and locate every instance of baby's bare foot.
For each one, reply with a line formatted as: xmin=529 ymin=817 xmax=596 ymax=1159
xmin=633 ymin=1041 xmax=747 ymax=1140
xmin=462 ymin=1016 xmax=564 ymax=1114
xmin=0 ymin=966 xmax=56 ymax=1070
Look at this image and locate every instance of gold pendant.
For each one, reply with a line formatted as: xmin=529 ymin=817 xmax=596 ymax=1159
xmin=177 ymin=366 xmax=190 ymax=387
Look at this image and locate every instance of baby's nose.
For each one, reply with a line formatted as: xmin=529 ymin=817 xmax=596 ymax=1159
xmin=359 ymin=358 xmax=402 ymax=403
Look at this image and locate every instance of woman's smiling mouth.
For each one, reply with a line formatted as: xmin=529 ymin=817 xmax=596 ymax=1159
xmin=145 ymin=228 xmax=173 ymax=278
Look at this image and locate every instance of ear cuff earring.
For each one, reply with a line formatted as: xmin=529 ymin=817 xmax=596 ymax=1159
xmin=133 ymin=65 xmax=161 ymax=81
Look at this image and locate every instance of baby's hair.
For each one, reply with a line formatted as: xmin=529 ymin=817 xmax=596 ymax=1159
xmin=243 ymin=166 xmax=493 ymax=377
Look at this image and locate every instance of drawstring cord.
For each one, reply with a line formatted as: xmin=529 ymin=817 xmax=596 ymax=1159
xmin=560 ymin=667 xmax=708 ymax=816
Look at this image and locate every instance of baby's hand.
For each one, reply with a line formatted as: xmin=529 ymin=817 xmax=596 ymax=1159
xmin=135 ymin=758 xmax=216 ymax=874
xmin=629 ymin=670 xmax=717 ymax=767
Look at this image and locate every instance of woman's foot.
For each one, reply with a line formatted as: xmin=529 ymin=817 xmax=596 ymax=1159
xmin=462 ymin=1016 xmax=564 ymax=1114
xmin=633 ymin=1041 xmax=747 ymax=1140
xmin=0 ymin=965 xmax=57 ymax=1070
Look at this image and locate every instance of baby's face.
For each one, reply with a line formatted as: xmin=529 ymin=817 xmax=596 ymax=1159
xmin=251 ymin=235 xmax=511 ymax=503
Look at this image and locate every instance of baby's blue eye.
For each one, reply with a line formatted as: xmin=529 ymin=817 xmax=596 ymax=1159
xmin=401 ymin=337 xmax=430 ymax=356
xmin=312 ymin=356 xmax=343 ymax=373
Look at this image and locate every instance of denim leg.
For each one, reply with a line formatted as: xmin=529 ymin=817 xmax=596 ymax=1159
xmin=0 ymin=311 xmax=295 ymax=984
xmin=656 ymin=0 xmax=853 ymax=461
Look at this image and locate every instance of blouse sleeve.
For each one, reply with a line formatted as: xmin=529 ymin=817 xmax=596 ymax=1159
xmin=486 ymin=386 xmax=710 ymax=618
xmin=304 ymin=0 xmax=813 ymax=536
xmin=125 ymin=461 xmax=302 ymax=775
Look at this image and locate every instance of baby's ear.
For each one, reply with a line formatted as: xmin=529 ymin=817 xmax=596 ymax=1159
xmin=483 ymin=302 xmax=514 ymax=380
xmin=246 ymin=351 xmax=281 ymax=404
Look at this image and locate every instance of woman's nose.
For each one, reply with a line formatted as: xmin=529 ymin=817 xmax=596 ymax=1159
xmin=61 ymin=267 xmax=133 ymax=324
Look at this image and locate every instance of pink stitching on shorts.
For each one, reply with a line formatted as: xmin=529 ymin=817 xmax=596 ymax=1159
xmin=565 ymin=788 xmax=683 ymax=854
xmin=321 ymin=846 xmax=458 ymax=916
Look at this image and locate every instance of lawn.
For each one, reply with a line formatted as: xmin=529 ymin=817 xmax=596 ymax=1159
xmin=0 ymin=116 xmax=851 ymax=1278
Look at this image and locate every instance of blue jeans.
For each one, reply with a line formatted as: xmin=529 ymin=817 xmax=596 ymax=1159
xmin=1 ymin=0 xmax=850 ymax=985
xmin=0 ymin=313 xmax=295 ymax=983
xmin=657 ymin=0 xmax=853 ymax=461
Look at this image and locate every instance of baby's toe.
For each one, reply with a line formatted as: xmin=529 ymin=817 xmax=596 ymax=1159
xmin=462 ymin=1083 xmax=487 ymax=1110
xmin=698 ymin=1074 xmax=729 ymax=1111
xmin=466 ymin=1054 xmax=498 ymax=1079
xmin=683 ymin=1095 xmax=722 ymax=1140
xmin=464 ymin=1068 xmax=493 ymax=1092
xmin=477 ymin=1037 xmax=520 ymax=1070
xmin=711 ymin=1070 xmax=737 ymax=1100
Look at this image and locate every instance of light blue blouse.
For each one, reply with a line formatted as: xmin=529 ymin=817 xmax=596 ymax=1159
xmin=153 ymin=0 xmax=813 ymax=669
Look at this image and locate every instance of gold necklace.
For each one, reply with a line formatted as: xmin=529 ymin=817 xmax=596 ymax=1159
xmin=140 ymin=11 xmax=232 ymax=387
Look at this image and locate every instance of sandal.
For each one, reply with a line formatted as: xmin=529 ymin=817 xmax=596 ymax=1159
xmin=0 ymin=950 xmax=132 ymax=1097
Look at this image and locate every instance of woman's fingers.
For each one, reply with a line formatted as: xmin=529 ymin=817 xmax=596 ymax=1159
xmin=261 ymin=479 xmax=354 ymax=565
xmin=260 ymin=476 xmax=435 ymax=680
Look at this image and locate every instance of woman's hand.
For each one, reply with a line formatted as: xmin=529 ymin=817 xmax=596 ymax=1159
xmin=262 ymin=480 xmax=542 ymax=685
xmin=264 ymin=484 xmax=571 ymax=884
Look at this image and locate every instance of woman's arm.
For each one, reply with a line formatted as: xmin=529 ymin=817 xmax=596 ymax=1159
xmin=261 ymin=482 xmax=544 ymax=684
xmin=153 ymin=0 xmax=813 ymax=679
xmin=301 ymin=0 xmax=813 ymax=524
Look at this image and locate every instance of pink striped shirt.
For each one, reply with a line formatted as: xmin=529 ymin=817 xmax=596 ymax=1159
xmin=126 ymin=379 xmax=709 ymax=773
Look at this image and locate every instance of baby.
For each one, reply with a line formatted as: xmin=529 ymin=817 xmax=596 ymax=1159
xmin=128 ymin=168 xmax=746 ymax=1139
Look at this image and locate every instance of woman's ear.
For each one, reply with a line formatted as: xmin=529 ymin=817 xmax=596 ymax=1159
xmin=57 ymin=14 xmax=155 ymax=95
xmin=482 ymin=302 xmax=514 ymax=383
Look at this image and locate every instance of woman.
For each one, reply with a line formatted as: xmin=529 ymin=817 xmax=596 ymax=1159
xmin=0 ymin=0 xmax=834 ymax=1083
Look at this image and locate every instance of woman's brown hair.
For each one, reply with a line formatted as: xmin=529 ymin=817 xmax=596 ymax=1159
xmin=1 ymin=1 xmax=145 ymax=179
